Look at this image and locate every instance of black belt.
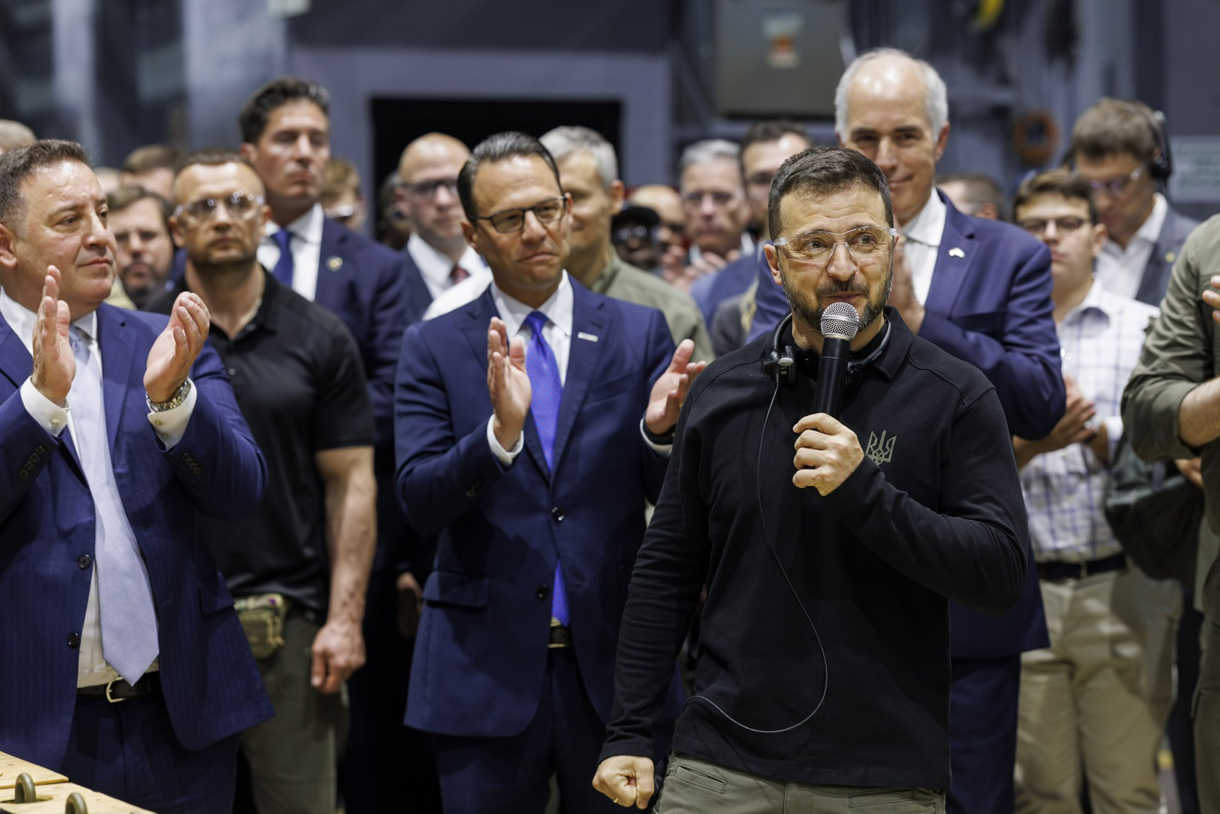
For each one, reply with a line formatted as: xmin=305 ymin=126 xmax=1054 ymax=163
xmin=1037 ymin=553 xmax=1127 ymax=582
xmin=77 ymin=672 xmax=161 ymax=703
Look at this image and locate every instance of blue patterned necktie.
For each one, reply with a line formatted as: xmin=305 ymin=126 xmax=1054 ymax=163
xmin=69 ymin=326 xmax=159 ymax=684
xmin=522 ymin=310 xmax=568 ymax=627
xmin=271 ymin=229 xmax=295 ymax=287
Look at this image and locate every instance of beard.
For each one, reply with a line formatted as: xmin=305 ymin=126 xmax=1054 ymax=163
xmin=780 ymin=258 xmax=893 ymax=336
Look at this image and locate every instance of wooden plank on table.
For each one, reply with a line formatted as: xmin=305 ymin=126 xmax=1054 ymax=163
xmin=0 ymin=752 xmax=68 ymax=789
xmin=0 ymin=780 xmax=155 ymax=813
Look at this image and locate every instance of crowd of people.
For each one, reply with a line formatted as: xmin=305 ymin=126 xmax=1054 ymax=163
xmin=0 ymin=44 xmax=1215 ymax=814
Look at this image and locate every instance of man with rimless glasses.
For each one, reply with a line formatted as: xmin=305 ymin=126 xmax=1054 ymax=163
xmin=594 ymin=145 xmax=1029 ymax=814
xmin=395 ymin=131 xmax=702 ymax=813
xmin=151 ymin=150 xmax=376 ymax=813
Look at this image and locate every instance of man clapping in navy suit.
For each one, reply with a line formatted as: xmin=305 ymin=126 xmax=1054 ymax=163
xmin=395 ymin=132 xmax=701 ymax=814
xmin=0 ymin=141 xmax=271 ymax=812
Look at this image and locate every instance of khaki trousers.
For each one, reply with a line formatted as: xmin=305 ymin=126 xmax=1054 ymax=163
xmin=1014 ymin=565 xmax=1180 ymax=814
xmin=653 ymin=753 xmax=945 ymax=814
xmin=242 ymin=613 xmax=346 ymax=814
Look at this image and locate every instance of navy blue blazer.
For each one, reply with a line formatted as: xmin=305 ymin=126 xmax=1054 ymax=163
xmin=750 ymin=194 xmax=1062 ymax=658
xmin=690 ymin=250 xmax=760 ymax=326
xmin=394 ymin=280 xmax=684 ymax=739
xmin=0 ymin=304 xmax=273 ymax=770
xmin=397 ymin=249 xmax=435 ymax=328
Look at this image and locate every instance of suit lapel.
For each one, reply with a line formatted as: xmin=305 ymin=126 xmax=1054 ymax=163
xmin=551 ymin=285 xmax=607 ymax=472
xmin=314 ymin=219 xmax=347 ymax=309
xmin=96 ymin=305 xmax=135 ymax=451
xmin=458 ymin=289 xmax=551 ymax=478
xmin=924 ymin=196 xmax=979 ymax=316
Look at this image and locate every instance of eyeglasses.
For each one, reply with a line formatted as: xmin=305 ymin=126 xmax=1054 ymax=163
xmin=745 ymin=171 xmax=775 ymax=190
xmin=1017 ymin=216 xmax=1089 ymax=237
xmin=772 ymin=226 xmax=897 ymax=265
xmin=682 ymin=190 xmax=741 ymax=209
xmin=1078 ymin=164 xmax=1145 ymax=197
xmin=175 ymin=192 xmax=264 ymax=226
xmin=474 ymin=197 xmax=568 ymax=234
xmin=613 ymin=224 xmax=656 ymax=244
xmin=403 ymin=177 xmax=459 ymax=200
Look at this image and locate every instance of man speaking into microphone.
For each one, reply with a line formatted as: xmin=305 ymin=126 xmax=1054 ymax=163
xmin=593 ymin=146 xmax=1030 ymax=812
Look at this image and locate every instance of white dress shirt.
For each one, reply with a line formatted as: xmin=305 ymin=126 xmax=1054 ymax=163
xmin=407 ymin=233 xmax=487 ymax=301
xmin=1095 ymin=193 xmax=1167 ymax=301
xmin=258 ymin=203 xmax=325 ymax=302
xmin=899 ymin=191 xmax=947 ymax=306
xmin=0 ymin=289 xmax=198 ymax=685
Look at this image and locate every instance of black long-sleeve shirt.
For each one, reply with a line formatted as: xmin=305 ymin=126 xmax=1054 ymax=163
xmin=601 ymin=310 xmax=1029 ymax=790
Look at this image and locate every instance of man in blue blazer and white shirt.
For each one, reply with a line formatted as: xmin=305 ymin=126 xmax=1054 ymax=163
xmin=238 ymin=80 xmax=427 ymax=811
xmin=0 ymin=141 xmax=272 ymax=812
xmin=744 ymin=49 xmax=1063 ymax=813
xmin=395 ymin=132 xmax=699 ymax=814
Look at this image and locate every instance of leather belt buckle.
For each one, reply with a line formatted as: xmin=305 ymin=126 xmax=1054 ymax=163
xmin=105 ymin=678 xmax=130 ymax=704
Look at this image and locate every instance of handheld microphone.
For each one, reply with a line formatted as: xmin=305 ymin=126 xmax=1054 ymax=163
xmin=811 ymin=302 xmax=861 ymax=419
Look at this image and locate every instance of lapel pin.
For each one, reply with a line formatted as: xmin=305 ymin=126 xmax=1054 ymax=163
xmin=326 ymin=256 xmax=343 ymax=271
xmin=577 ymin=332 xmax=599 ymax=343
xmin=948 ymin=247 xmax=965 ymax=259
xmin=1166 ymin=251 xmax=1176 ymax=264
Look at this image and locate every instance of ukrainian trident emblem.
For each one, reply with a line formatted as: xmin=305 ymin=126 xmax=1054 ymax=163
xmin=865 ymin=430 xmax=896 ymax=465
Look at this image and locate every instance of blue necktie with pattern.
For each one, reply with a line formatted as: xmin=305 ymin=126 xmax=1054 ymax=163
xmin=69 ymin=326 xmax=160 ymax=684
xmin=271 ymin=229 xmax=294 ymax=287
xmin=522 ymin=310 xmax=568 ymax=627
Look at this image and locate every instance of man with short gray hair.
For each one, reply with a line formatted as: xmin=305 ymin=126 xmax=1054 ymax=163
xmin=676 ymin=139 xmax=751 ymax=290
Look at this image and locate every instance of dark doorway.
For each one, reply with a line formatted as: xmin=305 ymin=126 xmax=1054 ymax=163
xmin=369 ymin=96 xmax=623 ymax=220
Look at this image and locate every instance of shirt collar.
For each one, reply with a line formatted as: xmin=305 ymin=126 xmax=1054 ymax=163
xmin=0 ymin=287 xmax=97 ymax=352
xmin=1102 ymin=193 xmax=1167 ymax=257
xmin=900 ymin=190 xmax=946 ymax=248
xmin=490 ymin=271 xmax=573 ymax=342
xmin=407 ymin=233 xmax=484 ymax=290
xmin=172 ymin=267 xmax=279 ymax=338
xmin=1061 ymin=278 xmax=1116 ymax=326
xmin=265 ymin=202 xmax=324 ymax=245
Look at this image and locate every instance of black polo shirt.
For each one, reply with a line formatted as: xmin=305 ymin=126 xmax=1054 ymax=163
xmin=149 ymin=269 xmax=374 ymax=611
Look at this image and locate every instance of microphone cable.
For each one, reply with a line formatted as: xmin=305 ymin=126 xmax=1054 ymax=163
xmin=686 ymin=379 xmax=829 ymax=734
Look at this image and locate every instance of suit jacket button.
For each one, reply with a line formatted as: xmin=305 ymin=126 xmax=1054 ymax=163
xmin=465 ymin=480 xmax=483 ymax=497
xmin=18 ymin=470 xmax=28 ymax=480
xmin=77 ymin=554 xmax=91 ymax=569
xmin=536 ymin=584 xmax=550 ymax=600
xmin=67 ymin=633 xmax=80 ymax=649
xmin=35 ymin=445 xmax=46 ymax=455
xmin=551 ymin=507 xmax=564 ymax=522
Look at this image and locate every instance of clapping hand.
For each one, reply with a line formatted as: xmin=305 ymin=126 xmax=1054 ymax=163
xmin=487 ymin=317 xmax=531 ymax=450
xmin=145 ymin=292 xmax=209 ymax=403
xmin=645 ymin=339 xmax=707 ymax=436
xmin=31 ymin=266 xmax=75 ymax=406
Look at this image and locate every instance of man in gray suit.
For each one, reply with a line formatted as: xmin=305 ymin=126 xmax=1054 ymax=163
xmin=1072 ymin=97 xmax=1205 ymax=813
